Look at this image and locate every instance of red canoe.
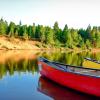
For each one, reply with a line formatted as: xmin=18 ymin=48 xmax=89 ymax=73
xmin=38 ymin=57 xmax=100 ymax=97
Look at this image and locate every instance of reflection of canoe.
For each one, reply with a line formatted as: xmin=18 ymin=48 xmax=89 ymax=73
xmin=83 ymin=58 xmax=100 ymax=69
xmin=38 ymin=76 xmax=99 ymax=100
xmin=38 ymin=57 xmax=100 ymax=97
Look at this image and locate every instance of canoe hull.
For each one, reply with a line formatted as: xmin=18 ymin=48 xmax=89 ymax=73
xmin=38 ymin=61 xmax=100 ymax=97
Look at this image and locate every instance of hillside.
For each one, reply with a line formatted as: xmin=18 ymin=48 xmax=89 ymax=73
xmin=0 ymin=36 xmax=40 ymax=50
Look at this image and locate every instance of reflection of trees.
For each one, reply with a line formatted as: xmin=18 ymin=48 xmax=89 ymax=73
xmin=0 ymin=64 xmax=7 ymax=79
xmin=42 ymin=51 xmax=100 ymax=67
xmin=0 ymin=59 xmax=38 ymax=79
xmin=90 ymin=52 xmax=100 ymax=61
xmin=0 ymin=51 xmax=100 ymax=79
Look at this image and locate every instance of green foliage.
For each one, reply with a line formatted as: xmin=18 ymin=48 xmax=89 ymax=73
xmin=85 ymin=39 xmax=91 ymax=49
xmin=53 ymin=21 xmax=61 ymax=42
xmin=95 ymin=31 xmax=100 ymax=48
xmin=61 ymin=24 xmax=68 ymax=43
xmin=0 ymin=18 xmax=8 ymax=35
xmin=70 ymin=29 xmax=79 ymax=46
xmin=22 ymin=25 xmax=28 ymax=39
xmin=8 ymin=22 xmax=16 ymax=37
xmin=31 ymin=23 xmax=36 ymax=38
xmin=28 ymin=25 xmax=33 ymax=38
xmin=0 ymin=18 xmax=100 ymax=49
xmin=65 ymin=30 xmax=73 ymax=48
xmin=45 ymin=26 xmax=54 ymax=45
xmin=14 ymin=25 xmax=19 ymax=37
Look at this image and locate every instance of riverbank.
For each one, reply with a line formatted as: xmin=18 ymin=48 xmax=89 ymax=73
xmin=0 ymin=36 xmax=100 ymax=52
xmin=0 ymin=36 xmax=40 ymax=50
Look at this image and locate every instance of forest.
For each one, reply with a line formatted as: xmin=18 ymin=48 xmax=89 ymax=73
xmin=0 ymin=18 xmax=100 ymax=49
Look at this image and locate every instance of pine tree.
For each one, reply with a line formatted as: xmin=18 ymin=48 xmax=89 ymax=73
xmin=28 ymin=25 xmax=32 ymax=39
xmin=45 ymin=26 xmax=54 ymax=45
xmin=8 ymin=22 xmax=15 ymax=37
xmin=32 ymin=23 xmax=36 ymax=38
xmin=61 ymin=24 xmax=68 ymax=43
xmin=53 ymin=21 xmax=60 ymax=42
xmin=65 ymin=30 xmax=73 ymax=48
xmin=22 ymin=25 xmax=28 ymax=39
xmin=0 ymin=18 xmax=8 ymax=35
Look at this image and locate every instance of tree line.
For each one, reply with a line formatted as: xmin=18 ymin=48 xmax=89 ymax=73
xmin=0 ymin=18 xmax=100 ymax=49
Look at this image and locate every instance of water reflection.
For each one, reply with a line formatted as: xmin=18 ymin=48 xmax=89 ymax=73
xmin=0 ymin=50 xmax=100 ymax=79
xmin=0 ymin=50 xmax=40 ymax=79
xmin=38 ymin=76 xmax=99 ymax=100
xmin=42 ymin=51 xmax=100 ymax=67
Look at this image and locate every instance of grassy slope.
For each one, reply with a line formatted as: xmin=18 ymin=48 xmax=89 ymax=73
xmin=0 ymin=36 xmax=100 ymax=52
xmin=0 ymin=36 xmax=40 ymax=50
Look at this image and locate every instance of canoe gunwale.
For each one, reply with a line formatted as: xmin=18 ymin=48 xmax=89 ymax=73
xmin=39 ymin=57 xmax=100 ymax=78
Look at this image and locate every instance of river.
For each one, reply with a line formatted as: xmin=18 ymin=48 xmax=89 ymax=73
xmin=0 ymin=50 xmax=99 ymax=100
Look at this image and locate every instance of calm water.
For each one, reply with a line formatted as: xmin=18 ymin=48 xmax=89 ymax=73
xmin=0 ymin=50 xmax=100 ymax=100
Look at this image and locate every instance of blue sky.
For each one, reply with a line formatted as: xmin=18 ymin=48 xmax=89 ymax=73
xmin=0 ymin=0 xmax=100 ymax=29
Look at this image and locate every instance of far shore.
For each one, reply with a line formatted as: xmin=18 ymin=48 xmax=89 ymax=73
xmin=0 ymin=36 xmax=100 ymax=52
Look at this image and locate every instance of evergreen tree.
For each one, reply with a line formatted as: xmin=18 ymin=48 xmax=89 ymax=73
xmin=45 ymin=26 xmax=54 ymax=45
xmin=95 ymin=30 xmax=100 ymax=48
xmin=91 ymin=26 xmax=97 ymax=47
xmin=0 ymin=18 xmax=8 ymax=35
xmin=14 ymin=25 xmax=19 ymax=37
xmin=32 ymin=23 xmax=36 ymax=38
xmin=65 ymin=30 xmax=73 ymax=48
xmin=61 ymin=24 xmax=68 ymax=43
xmin=86 ymin=24 xmax=91 ymax=40
xmin=39 ymin=25 xmax=45 ymax=43
xmin=53 ymin=21 xmax=60 ymax=42
xmin=35 ymin=25 xmax=41 ymax=39
xmin=70 ymin=29 xmax=79 ymax=46
xmin=35 ymin=25 xmax=45 ymax=42
xmin=22 ymin=25 xmax=28 ymax=39
xmin=28 ymin=25 xmax=32 ymax=38
xmin=8 ymin=22 xmax=15 ymax=37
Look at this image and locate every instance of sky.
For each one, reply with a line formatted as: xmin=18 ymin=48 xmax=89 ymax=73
xmin=0 ymin=0 xmax=100 ymax=29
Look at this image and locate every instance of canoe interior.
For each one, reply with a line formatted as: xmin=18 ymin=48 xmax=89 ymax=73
xmin=84 ymin=58 xmax=100 ymax=64
xmin=83 ymin=58 xmax=100 ymax=70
